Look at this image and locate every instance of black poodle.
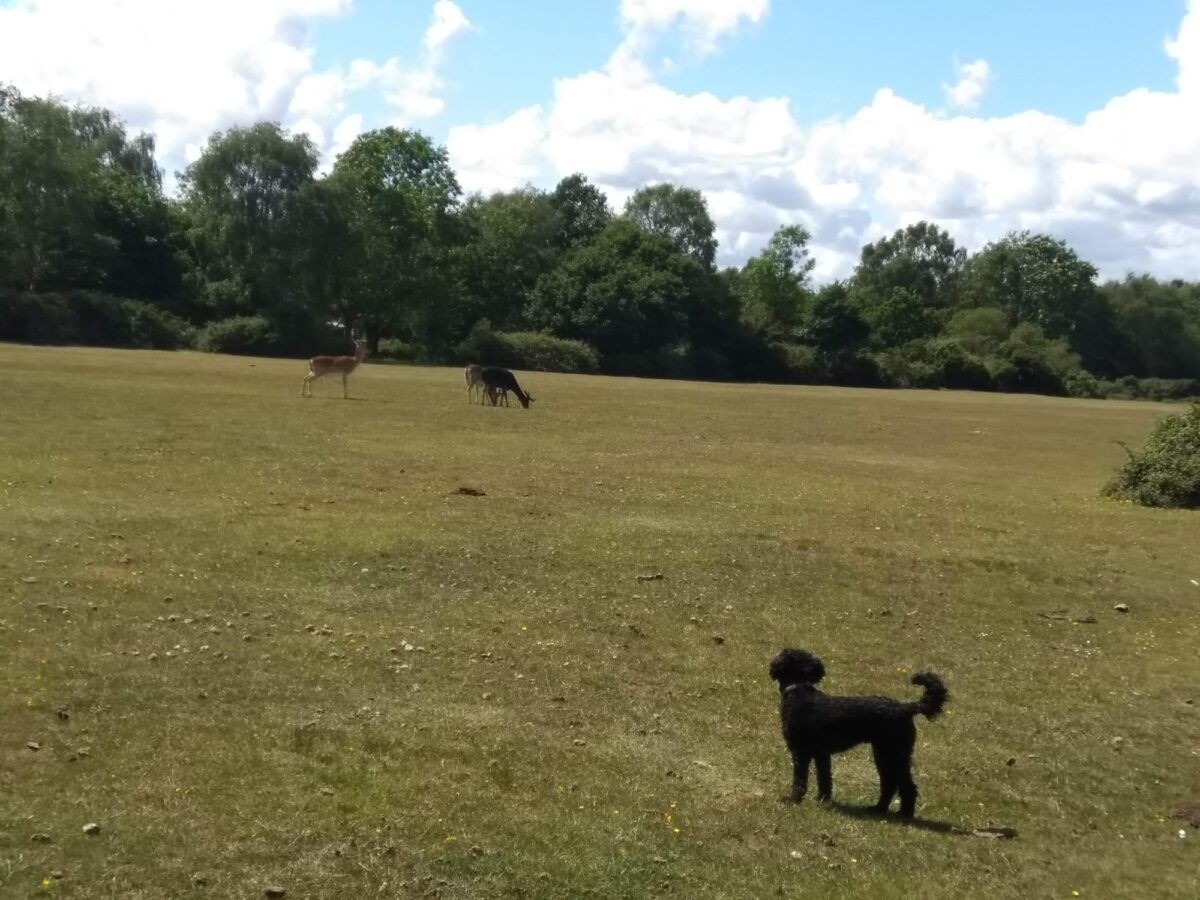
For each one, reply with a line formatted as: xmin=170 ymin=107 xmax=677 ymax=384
xmin=769 ymin=648 xmax=948 ymax=817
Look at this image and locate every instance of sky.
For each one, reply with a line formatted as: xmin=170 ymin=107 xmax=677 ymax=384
xmin=2 ymin=0 xmax=1199 ymax=281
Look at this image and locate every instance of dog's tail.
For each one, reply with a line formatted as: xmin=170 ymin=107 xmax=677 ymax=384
xmin=909 ymin=671 xmax=948 ymax=720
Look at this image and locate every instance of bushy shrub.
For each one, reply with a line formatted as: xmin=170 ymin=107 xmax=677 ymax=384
xmin=0 ymin=290 xmax=79 ymax=343
xmin=198 ymin=315 xmax=279 ymax=356
xmin=1104 ymin=404 xmax=1200 ymax=508
xmin=1064 ymin=369 xmax=1104 ymax=399
xmin=376 ymin=338 xmax=419 ymax=361
xmin=606 ymin=345 xmax=693 ymax=379
xmin=768 ymin=341 xmax=827 ymax=384
xmin=874 ymin=339 xmax=992 ymax=390
xmin=0 ymin=290 xmax=194 ymax=349
xmin=455 ymin=321 xmax=600 ymax=373
xmin=1098 ymin=376 xmax=1200 ymax=402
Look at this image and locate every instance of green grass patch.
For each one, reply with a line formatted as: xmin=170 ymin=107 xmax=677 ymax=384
xmin=1 ymin=345 xmax=1197 ymax=898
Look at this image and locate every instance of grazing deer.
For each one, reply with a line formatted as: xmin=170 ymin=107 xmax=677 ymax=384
xmin=302 ymin=339 xmax=367 ymax=399
xmin=481 ymin=366 xmax=534 ymax=409
xmin=465 ymin=363 xmax=484 ymax=403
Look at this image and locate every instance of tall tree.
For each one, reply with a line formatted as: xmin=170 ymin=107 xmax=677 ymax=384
xmin=457 ymin=187 xmax=560 ymax=331
xmin=330 ymin=127 xmax=461 ymax=349
xmin=527 ymin=219 xmax=701 ymax=357
xmin=0 ymin=85 xmax=180 ymax=297
xmin=854 ymin=221 xmax=966 ymax=309
xmin=961 ymin=231 xmax=1119 ymax=370
xmin=737 ymin=224 xmax=815 ymax=335
xmin=623 ymin=183 xmax=717 ymax=269
xmin=550 ymin=173 xmax=611 ymax=251
xmin=179 ymin=122 xmax=324 ymax=328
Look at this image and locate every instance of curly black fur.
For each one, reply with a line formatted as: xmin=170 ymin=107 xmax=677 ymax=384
xmin=769 ymin=648 xmax=948 ymax=818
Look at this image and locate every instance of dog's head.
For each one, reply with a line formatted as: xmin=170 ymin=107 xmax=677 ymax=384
xmin=769 ymin=648 xmax=825 ymax=688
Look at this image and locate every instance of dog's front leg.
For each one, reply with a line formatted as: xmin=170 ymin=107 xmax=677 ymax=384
xmin=815 ymin=754 xmax=832 ymax=802
xmin=786 ymin=753 xmax=811 ymax=803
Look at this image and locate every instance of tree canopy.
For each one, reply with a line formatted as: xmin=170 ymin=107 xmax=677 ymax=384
xmin=3 ymin=85 xmax=1199 ymax=400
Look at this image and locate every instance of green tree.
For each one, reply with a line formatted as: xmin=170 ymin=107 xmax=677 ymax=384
xmin=738 ymin=225 xmax=814 ymax=335
xmin=0 ymin=85 xmax=180 ymax=297
xmin=527 ymin=219 xmax=702 ymax=356
xmin=961 ymin=231 xmax=1119 ymax=370
xmin=860 ymin=287 xmax=938 ymax=348
xmin=550 ymin=174 xmax=611 ymax=251
xmin=854 ymin=221 xmax=966 ymax=310
xmin=457 ymin=187 xmax=560 ymax=331
xmin=622 ymin=183 xmax=717 ymax=269
xmin=799 ymin=282 xmax=869 ymax=352
xmin=1102 ymin=274 xmax=1200 ymax=378
xmin=179 ymin=122 xmax=326 ymax=332
xmin=330 ymin=127 xmax=461 ymax=349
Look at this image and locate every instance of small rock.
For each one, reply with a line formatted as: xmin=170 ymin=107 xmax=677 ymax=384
xmin=572 ymin=739 xmax=586 ymax=746
xmin=470 ymin=845 xmax=484 ymax=857
xmin=192 ymin=874 xmax=208 ymax=886
xmin=319 ymin=787 xmax=334 ymax=796
xmin=711 ymin=635 xmax=725 ymax=645
xmin=26 ymin=741 xmax=41 ymax=751
xmin=789 ymin=850 xmax=803 ymax=859
xmin=82 ymin=823 xmax=100 ymax=835
xmin=264 ymin=888 xmax=287 ymax=898
xmin=31 ymin=832 xmax=52 ymax=843
xmin=1114 ymin=603 xmax=1130 ymax=613
xmin=148 ymin=653 xmax=159 ymax=662
xmin=1005 ymin=757 xmax=1016 ymax=767
xmin=49 ymin=870 xmax=64 ymax=880
xmin=54 ymin=708 xmax=70 ymax=720
xmin=21 ymin=576 xmax=38 ymax=584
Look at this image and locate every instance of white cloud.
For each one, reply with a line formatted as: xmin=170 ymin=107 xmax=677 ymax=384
xmin=0 ymin=0 xmax=470 ymax=179
xmin=447 ymin=0 xmax=1200 ymax=281
xmin=618 ymin=0 xmax=769 ymax=57
xmin=942 ymin=59 xmax=992 ymax=111
xmin=425 ymin=0 xmax=472 ymax=57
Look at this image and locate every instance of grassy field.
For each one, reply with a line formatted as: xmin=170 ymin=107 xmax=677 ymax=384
xmin=1 ymin=343 xmax=1197 ymax=899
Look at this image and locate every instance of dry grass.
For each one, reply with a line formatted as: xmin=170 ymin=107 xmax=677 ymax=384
xmin=1 ymin=343 xmax=1197 ymax=899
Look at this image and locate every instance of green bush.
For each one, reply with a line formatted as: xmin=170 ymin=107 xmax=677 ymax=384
xmin=0 ymin=290 xmax=194 ymax=349
xmin=874 ymin=339 xmax=992 ymax=390
xmin=198 ymin=315 xmax=279 ymax=356
xmin=1104 ymin=404 xmax=1200 ymax=509
xmin=455 ymin=321 xmax=600 ymax=374
xmin=768 ymin=342 xmax=827 ymax=384
xmin=1098 ymin=377 xmax=1200 ymax=402
xmin=0 ymin=290 xmax=79 ymax=343
xmin=375 ymin=338 xmax=419 ymax=361
xmin=1064 ymin=370 xmax=1104 ymax=399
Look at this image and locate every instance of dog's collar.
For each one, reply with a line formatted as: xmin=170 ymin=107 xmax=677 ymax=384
xmin=782 ymin=683 xmax=804 ymax=695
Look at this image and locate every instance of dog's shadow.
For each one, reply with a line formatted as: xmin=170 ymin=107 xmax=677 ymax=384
xmin=827 ymin=801 xmax=962 ymax=835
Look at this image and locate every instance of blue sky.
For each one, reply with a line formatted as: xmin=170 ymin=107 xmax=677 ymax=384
xmin=310 ymin=1 xmax=1186 ymax=138
xmin=3 ymin=0 xmax=1200 ymax=279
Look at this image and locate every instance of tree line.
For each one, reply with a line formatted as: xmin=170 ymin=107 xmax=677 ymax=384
xmin=2 ymin=85 xmax=1198 ymax=400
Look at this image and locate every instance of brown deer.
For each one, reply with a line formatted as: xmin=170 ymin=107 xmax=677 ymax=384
xmin=302 ymin=339 xmax=367 ymax=399
xmin=465 ymin=363 xmax=485 ymax=403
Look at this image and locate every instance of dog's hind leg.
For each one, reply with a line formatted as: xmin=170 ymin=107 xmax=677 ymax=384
xmin=871 ymin=744 xmax=900 ymax=814
xmin=787 ymin=753 xmax=811 ymax=803
xmin=896 ymin=747 xmax=918 ymax=818
xmin=815 ymin=754 xmax=833 ymax=802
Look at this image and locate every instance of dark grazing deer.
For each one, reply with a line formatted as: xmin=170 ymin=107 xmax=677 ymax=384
xmin=481 ymin=366 xmax=534 ymax=409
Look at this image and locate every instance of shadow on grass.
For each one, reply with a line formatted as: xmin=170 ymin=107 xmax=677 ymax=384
xmin=828 ymin=801 xmax=963 ymax=836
